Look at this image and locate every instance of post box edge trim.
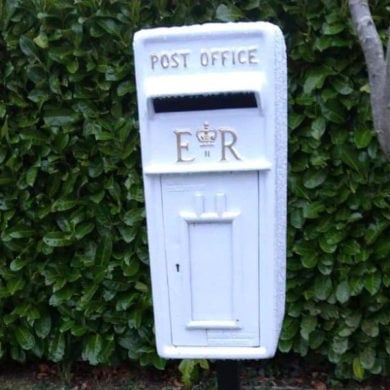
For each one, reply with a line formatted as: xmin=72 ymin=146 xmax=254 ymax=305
xmin=133 ymin=21 xmax=283 ymax=46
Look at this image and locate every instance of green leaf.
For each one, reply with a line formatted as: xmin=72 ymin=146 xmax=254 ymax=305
xmin=330 ymin=77 xmax=353 ymax=95
xmin=43 ymin=232 xmax=72 ymax=247
xmin=302 ymin=201 xmax=325 ymax=219
xmin=314 ymin=276 xmax=333 ymax=300
xmin=353 ymin=357 xmax=365 ymax=379
xmin=116 ymin=293 xmax=137 ymax=311
xmin=96 ymin=18 xmax=122 ymax=36
xmin=135 ymin=281 xmax=148 ymax=293
xmin=178 ymin=359 xmax=199 ymax=387
xmin=362 ymin=319 xmax=379 ymax=337
xmin=278 ymin=339 xmax=293 ymax=353
xmin=118 ymin=225 xmax=136 ymax=243
xmin=385 ymin=339 xmax=390 ymax=354
xmin=96 ymin=235 xmax=112 ymax=264
xmin=365 ymin=221 xmax=388 ymax=244
xmin=300 ymin=315 xmax=317 ymax=340
xmin=280 ymin=317 xmax=299 ymax=340
xmin=289 ymin=112 xmax=305 ymax=130
xmin=14 ymin=326 xmax=35 ymax=350
xmin=311 ymin=117 xmax=326 ymax=140
xmin=123 ymin=258 xmax=140 ymax=277
xmin=319 ymin=230 xmax=345 ymax=254
xmin=293 ymin=241 xmax=318 ymax=268
xmin=48 ymin=334 xmax=65 ymax=362
xmin=1 ymin=116 xmax=8 ymax=140
xmin=354 ymin=128 xmax=373 ymax=149
xmin=343 ymin=240 xmax=361 ymax=255
xmin=123 ymin=209 xmax=145 ymax=227
xmin=33 ymin=32 xmax=48 ymax=49
xmin=49 ymin=286 xmax=75 ymax=306
xmin=335 ymin=281 xmax=350 ymax=304
xmin=309 ymin=330 xmax=325 ymax=349
xmin=215 ymin=4 xmax=243 ymax=22
xmin=75 ymin=222 xmax=94 ymax=240
xmin=66 ymin=58 xmax=79 ymax=74
xmin=7 ymin=278 xmax=25 ymax=295
xmin=322 ymin=100 xmax=347 ymax=125
xmin=35 ymin=314 xmax=52 ymax=339
xmin=360 ymin=347 xmax=375 ymax=370
xmin=322 ymin=23 xmax=345 ymax=35
xmin=82 ymin=334 xmax=103 ymax=365
xmin=19 ymin=35 xmax=39 ymax=59
xmin=26 ymin=167 xmax=39 ymax=186
xmin=345 ymin=312 xmax=362 ymax=328
xmin=337 ymin=145 xmax=361 ymax=172
xmin=363 ymin=273 xmax=381 ymax=295
xmin=303 ymin=68 xmax=328 ymax=94
xmin=290 ymin=209 xmax=304 ymax=229
xmin=128 ymin=310 xmax=143 ymax=329
xmin=43 ymin=109 xmax=79 ymax=126
xmin=303 ymin=170 xmax=327 ymax=189
xmin=10 ymin=257 xmax=28 ymax=272
xmin=117 ymin=81 xmax=133 ymax=96
xmin=8 ymin=226 xmax=35 ymax=238
xmin=331 ymin=336 xmax=348 ymax=355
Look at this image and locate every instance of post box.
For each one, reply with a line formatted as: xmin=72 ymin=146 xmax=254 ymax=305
xmin=133 ymin=22 xmax=287 ymax=359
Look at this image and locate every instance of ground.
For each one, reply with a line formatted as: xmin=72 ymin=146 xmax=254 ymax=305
xmin=0 ymin=353 xmax=389 ymax=389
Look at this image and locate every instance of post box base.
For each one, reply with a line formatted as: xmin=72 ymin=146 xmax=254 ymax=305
xmin=158 ymin=345 xmax=275 ymax=360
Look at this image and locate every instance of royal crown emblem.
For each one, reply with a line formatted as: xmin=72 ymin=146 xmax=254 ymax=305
xmin=196 ymin=122 xmax=217 ymax=146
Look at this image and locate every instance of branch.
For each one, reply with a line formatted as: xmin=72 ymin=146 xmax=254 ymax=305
xmin=382 ymin=29 xmax=390 ymax=155
xmin=348 ymin=0 xmax=390 ymax=157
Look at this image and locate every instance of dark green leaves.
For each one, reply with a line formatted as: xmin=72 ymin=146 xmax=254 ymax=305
xmin=43 ymin=109 xmax=80 ymax=127
xmin=19 ymin=36 xmax=39 ymax=60
xmin=2 ymin=0 xmax=390 ymax=380
xmin=335 ymin=281 xmax=350 ymax=304
xmin=82 ymin=334 xmax=103 ymax=365
xmin=215 ymin=4 xmax=243 ymax=22
xmin=14 ymin=326 xmax=35 ymax=351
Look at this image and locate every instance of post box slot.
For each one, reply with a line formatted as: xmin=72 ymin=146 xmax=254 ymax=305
xmin=153 ymin=92 xmax=258 ymax=113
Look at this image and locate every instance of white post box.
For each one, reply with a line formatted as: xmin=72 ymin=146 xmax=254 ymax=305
xmin=133 ymin=22 xmax=287 ymax=359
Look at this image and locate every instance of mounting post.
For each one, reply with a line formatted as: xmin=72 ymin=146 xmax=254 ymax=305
xmin=216 ymin=360 xmax=240 ymax=390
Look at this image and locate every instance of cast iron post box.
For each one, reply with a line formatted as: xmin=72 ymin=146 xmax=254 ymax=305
xmin=133 ymin=22 xmax=287 ymax=359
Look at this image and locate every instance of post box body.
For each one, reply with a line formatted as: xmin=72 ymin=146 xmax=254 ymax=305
xmin=133 ymin=22 xmax=287 ymax=359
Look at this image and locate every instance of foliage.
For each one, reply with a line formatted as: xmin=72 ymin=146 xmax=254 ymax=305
xmin=178 ymin=359 xmax=209 ymax=388
xmin=1 ymin=0 xmax=390 ymax=381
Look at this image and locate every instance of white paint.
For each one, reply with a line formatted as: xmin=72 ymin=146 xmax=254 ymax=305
xmin=133 ymin=22 xmax=287 ymax=359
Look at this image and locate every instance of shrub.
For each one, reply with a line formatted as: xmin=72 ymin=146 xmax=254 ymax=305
xmin=1 ymin=0 xmax=389 ymax=379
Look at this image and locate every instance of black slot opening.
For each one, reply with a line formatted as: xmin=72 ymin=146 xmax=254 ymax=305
xmin=153 ymin=92 xmax=258 ymax=113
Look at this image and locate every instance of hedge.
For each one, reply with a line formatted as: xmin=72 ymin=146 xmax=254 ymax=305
xmin=1 ymin=0 xmax=390 ymax=380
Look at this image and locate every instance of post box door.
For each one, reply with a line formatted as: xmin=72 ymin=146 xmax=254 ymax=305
xmin=161 ymin=171 xmax=260 ymax=347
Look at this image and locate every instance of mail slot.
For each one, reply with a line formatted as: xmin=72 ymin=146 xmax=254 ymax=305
xmin=133 ymin=22 xmax=287 ymax=359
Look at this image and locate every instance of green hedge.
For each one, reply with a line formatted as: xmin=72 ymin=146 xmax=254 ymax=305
xmin=1 ymin=0 xmax=390 ymax=380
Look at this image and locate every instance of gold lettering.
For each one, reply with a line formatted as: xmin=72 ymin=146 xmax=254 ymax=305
xmin=151 ymin=55 xmax=158 ymax=70
xmin=171 ymin=53 xmax=179 ymax=68
xmin=174 ymin=130 xmax=195 ymax=162
xmin=238 ymin=50 xmax=246 ymax=64
xmin=161 ymin=54 xmax=170 ymax=69
xmin=181 ymin=52 xmax=190 ymax=68
xmin=211 ymin=51 xmax=219 ymax=66
xmin=221 ymin=50 xmax=229 ymax=66
xmin=220 ymin=129 xmax=241 ymax=161
xmin=200 ymin=51 xmax=208 ymax=67
xmin=231 ymin=50 xmax=236 ymax=65
xmin=248 ymin=48 xmax=258 ymax=64
xmin=149 ymin=50 xmax=191 ymax=70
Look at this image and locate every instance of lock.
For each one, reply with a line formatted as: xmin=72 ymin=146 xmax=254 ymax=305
xmin=133 ymin=22 xmax=287 ymax=359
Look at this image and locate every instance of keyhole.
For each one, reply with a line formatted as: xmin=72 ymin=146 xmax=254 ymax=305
xmin=176 ymin=264 xmax=180 ymax=272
